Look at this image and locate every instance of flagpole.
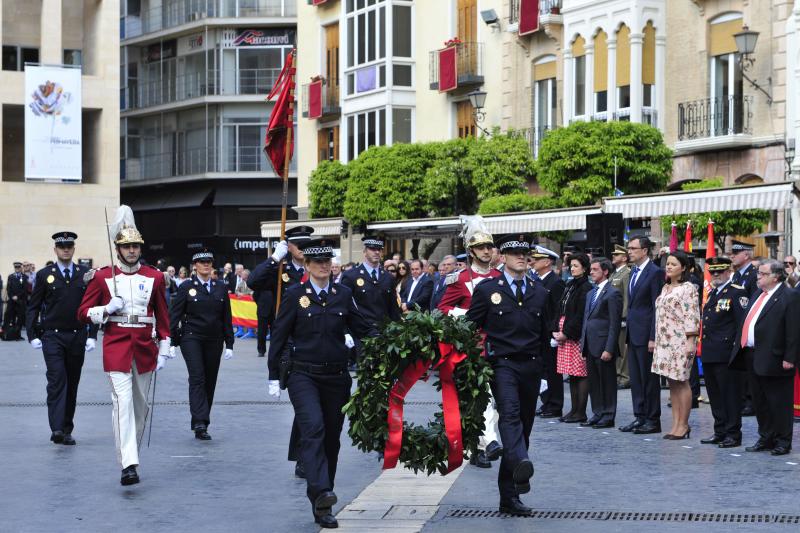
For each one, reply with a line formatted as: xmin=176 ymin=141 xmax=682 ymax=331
xmin=274 ymin=49 xmax=296 ymax=316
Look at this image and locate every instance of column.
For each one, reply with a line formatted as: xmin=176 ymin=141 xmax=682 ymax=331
xmin=655 ymin=35 xmax=666 ymax=131
xmin=40 ymin=0 xmax=63 ymax=64
xmin=563 ymin=49 xmax=573 ymax=123
xmin=630 ymin=32 xmax=644 ymax=123
xmin=607 ymin=38 xmax=617 ymax=119
xmin=584 ymin=44 xmax=595 ymax=118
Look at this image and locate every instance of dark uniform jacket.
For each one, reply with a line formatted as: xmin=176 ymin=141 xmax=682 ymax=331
xmin=466 ymin=275 xmax=551 ymax=360
xmin=6 ymin=272 xmax=29 ymax=300
xmin=169 ymin=276 xmax=235 ymax=349
xmin=267 ymin=282 xmax=376 ymax=380
xmin=700 ymin=281 xmax=748 ymax=364
xmin=25 ymin=264 xmax=98 ymax=342
xmin=731 ymin=263 xmax=759 ymax=299
xmin=248 ymin=258 xmax=305 ymax=319
xmin=538 ymin=270 xmax=565 ymax=321
xmin=340 ymin=264 xmax=401 ymax=326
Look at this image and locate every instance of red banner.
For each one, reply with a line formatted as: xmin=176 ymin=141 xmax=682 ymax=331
xmin=312 ymin=0 xmax=328 ymax=5
xmin=308 ymin=79 xmax=323 ymax=119
xmin=698 ymin=220 xmax=715 ymax=357
xmin=684 ymin=221 xmax=693 ymax=253
xmin=519 ymin=0 xmax=540 ymax=36
xmin=383 ymin=343 xmax=467 ymax=474
xmin=264 ymin=50 xmax=296 ymax=176
xmin=438 ymin=46 xmax=458 ymax=93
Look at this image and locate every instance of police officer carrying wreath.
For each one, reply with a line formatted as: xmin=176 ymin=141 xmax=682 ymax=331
xmin=26 ymin=232 xmax=98 ymax=445
xmin=466 ymin=234 xmax=551 ymax=517
xmin=169 ymin=249 xmax=234 ymax=441
xmin=266 ymin=239 xmax=376 ymax=529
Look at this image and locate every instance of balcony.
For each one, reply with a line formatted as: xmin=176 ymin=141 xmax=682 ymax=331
xmin=676 ymin=95 xmax=753 ymax=152
xmin=300 ymin=80 xmax=341 ymax=120
xmin=429 ymin=42 xmax=484 ymax=93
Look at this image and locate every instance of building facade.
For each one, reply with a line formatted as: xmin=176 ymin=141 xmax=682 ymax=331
xmin=119 ymin=0 xmax=297 ymax=267
xmin=1 ymin=0 xmax=120 ymax=272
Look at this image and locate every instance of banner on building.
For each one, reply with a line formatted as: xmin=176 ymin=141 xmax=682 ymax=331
xmin=438 ymin=46 xmax=458 ymax=93
xmin=308 ymin=79 xmax=323 ymax=119
xmin=25 ymin=65 xmax=82 ymax=182
xmin=519 ymin=0 xmax=540 ymax=36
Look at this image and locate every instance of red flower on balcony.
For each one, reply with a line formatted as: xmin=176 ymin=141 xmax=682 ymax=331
xmin=444 ymin=37 xmax=462 ymax=48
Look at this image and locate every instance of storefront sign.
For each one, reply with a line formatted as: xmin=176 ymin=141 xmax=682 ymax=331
xmin=178 ymin=33 xmax=206 ymax=55
xmin=144 ymin=40 xmax=177 ymax=63
xmin=233 ymin=238 xmax=273 ymax=252
xmin=233 ymin=29 xmax=295 ymax=47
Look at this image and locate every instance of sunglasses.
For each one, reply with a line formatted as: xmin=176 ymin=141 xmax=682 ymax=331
xmin=785 ymin=262 xmax=796 ymax=267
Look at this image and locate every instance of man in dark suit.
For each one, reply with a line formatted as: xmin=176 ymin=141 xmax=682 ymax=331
xmin=430 ymin=255 xmax=456 ymax=311
xmin=3 ymin=261 xmax=29 ymax=338
xmin=730 ymin=259 xmax=800 ymax=456
xmin=619 ymin=236 xmax=664 ymax=435
xmin=580 ymin=257 xmax=623 ymax=428
xmin=401 ymin=259 xmax=433 ymax=312
xmin=729 ymin=240 xmax=758 ymax=417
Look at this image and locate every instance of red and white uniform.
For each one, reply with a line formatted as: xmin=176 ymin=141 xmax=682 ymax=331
xmin=437 ymin=265 xmax=501 ymax=317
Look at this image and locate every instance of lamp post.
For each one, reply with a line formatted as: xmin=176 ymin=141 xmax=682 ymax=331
xmin=734 ymin=25 xmax=772 ymax=104
xmin=467 ymin=89 xmax=490 ymax=136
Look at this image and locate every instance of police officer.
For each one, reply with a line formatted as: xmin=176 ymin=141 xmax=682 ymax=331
xmin=466 ymin=234 xmax=551 ymax=517
xmin=266 ymin=239 xmax=376 ymax=529
xmin=699 ymin=257 xmax=748 ymax=448
xmin=730 ymin=240 xmax=758 ymax=417
xmin=169 ymin=249 xmax=234 ymax=441
xmin=26 ymin=232 xmax=98 ymax=445
xmin=3 ymin=261 xmax=29 ymax=338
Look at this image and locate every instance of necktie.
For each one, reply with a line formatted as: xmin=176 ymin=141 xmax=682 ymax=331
xmin=514 ymin=279 xmax=524 ymax=306
xmin=371 ymin=270 xmax=378 ymax=284
xmin=206 ymin=282 xmax=211 ymax=293
xmin=740 ymin=292 xmax=768 ymax=347
xmin=591 ymin=287 xmax=600 ymax=306
xmin=63 ymin=268 xmax=71 ymax=282
xmin=319 ymin=289 xmax=328 ymax=305
xmin=629 ymin=266 xmax=640 ymax=292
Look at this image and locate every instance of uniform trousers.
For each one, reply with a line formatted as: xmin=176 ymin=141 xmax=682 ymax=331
xmin=539 ymin=345 xmax=564 ymax=414
xmin=586 ymin=354 xmax=617 ymax=421
xmin=42 ymin=329 xmax=86 ymax=434
xmin=107 ymin=360 xmax=152 ymax=469
xmin=181 ymin=337 xmax=223 ymax=429
xmin=745 ymin=350 xmax=794 ymax=449
xmin=702 ymin=362 xmax=742 ymax=441
xmin=627 ymin=343 xmax=661 ymax=424
xmin=489 ymin=357 xmax=542 ymax=500
xmin=256 ymin=314 xmax=270 ymax=355
xmin=615 ymin=326 xmax=629 ymax=385
xmin=288 ymin=369 xmax=351 ymax=503
xmin=3 ymin=298 xmax=25 ymax=330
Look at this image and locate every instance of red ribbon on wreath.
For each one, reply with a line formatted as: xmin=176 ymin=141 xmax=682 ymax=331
xmin=383 ymin=342 xmax=467 ymax=473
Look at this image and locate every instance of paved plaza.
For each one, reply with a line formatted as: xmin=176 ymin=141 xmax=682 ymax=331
xmin=2 ymin=336 xmax=800 ymax=532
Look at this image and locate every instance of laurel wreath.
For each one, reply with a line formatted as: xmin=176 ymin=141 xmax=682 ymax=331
xmin=343 ymin=310 xmax=493 ymax=475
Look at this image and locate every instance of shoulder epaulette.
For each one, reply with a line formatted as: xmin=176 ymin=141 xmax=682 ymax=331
xmin=83 ymin=269 xmax=97 ymax=283
xmin=445 ymin=271 xmax=459 ymax=286
xmin=730 ymin=284 xmax=745 ymax=289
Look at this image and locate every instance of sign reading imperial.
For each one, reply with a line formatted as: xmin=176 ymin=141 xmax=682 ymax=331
xmin=233 ymin=29 xmax=296 ymax=46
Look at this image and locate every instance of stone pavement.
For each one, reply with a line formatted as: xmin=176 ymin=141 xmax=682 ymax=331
xmin=2 ymin=334 xmax=800 ymax=533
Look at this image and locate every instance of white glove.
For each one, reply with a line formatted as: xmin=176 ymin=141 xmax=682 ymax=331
xmin=168 ymin=346 xmax=177 ymax=359
xmin=224 ymin=348 xmax=234 ymax=360
xmin=105 ymin=296 xmax=124 ymax=315
xmin=85 ymin=339 xmax=96 ymax=352
xmin=448 ymin=307 xmax=468 ymax=317
xmin=158 ymin=339 xmax=171 ymax=357
xmin=30 ymin=339 xmax=43 ymax=350
xmin=268 ymin=380 xmax=281 ymax=399
xmin=156 ymin=355 xmax=166 ymax=371
xmin=344 ymin=334 xmax=355 ymax=349
xmin=550 ymin=338 xmax=559 ymax=348
xmin=271 ymin=240 xmax=288 ymax=262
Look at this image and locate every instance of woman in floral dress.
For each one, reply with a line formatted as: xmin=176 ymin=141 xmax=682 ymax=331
xmin=653 ymin=251 xmax=700 ymax=439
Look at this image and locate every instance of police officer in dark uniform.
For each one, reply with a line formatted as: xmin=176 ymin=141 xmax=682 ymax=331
xmin=699 ymin=257 xmax=749 ymax=448
xmin=26 ymin=232 xmax=98 ymax=445
xmin=466 ymin=234 xmax=551 ymax=517
xmin=267 ymin=239 xmax=376 ymax=529
xmin=170 ymin=249 xmax=235 ymax=441
xmin=3 ymin=261 xmax=29 ymax=338
xmin=729 ymin=240 xmax=758 ymax=416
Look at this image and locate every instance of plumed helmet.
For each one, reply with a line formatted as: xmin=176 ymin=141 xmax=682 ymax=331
xmin=460 ymin=215 xmax=494 ymax=250
xmin=467 ymin=231 xmax=494 ymax=248
xmin=109 ymin=205 xmax=145 ymax=245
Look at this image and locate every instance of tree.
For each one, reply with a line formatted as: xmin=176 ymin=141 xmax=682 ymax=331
xmin=308 ymin=160 xmax=350 ymax=218
xmin=477 ymin=193 xmax=561 ymax=215
xmin=660 ymin=178 xmax=771 ymax=250
xmin=536 ymin=121 xmax=673 ymax=206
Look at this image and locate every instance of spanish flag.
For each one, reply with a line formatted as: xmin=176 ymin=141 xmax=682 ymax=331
xmin=229 ymin=294 xmax=258 ymax=329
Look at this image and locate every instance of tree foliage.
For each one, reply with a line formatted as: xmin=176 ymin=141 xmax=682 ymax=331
xmin=308 ymin=160 xmax=351 ymax=218
xmin=477 ymin=192 xmax=562 ymax=215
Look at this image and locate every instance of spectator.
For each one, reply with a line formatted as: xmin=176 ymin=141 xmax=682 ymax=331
xmin=176 ymin=266 xmax=190 ymax=286
xmin=401 ymin=259 xmax=433 ymax=312
xmin=331 ymin=257 xmax=343 ymax=284
xmin=426 ymin=261 xmax=438 ymax=281
xmin=236 ymin=269 xmax=254 ymax=296
xmin=430 ymin=255 xmax=456 ymax=311
xmin=455 ymin=253 xmax=468 ymax=271
xmin=383 ymin=259 xmax=398 ymax=276
xmin=395 ymin=261 xmax=410 ymax=299
xmin=783 ymin=255 xmax=798 ymax=288
xmin=392 ymin=252 xmax=402 ymax=262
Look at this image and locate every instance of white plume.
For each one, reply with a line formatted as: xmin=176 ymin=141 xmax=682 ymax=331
xmin=459 ymin=215 xmax=489 ymax=248
xmin=108 ymin=205 xmax=137 ymax=242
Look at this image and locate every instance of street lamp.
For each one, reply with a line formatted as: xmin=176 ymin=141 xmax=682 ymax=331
xmin=467 ymin=89 xmax=490 ymax=135
xmin=734 ymin=25 xmax=772 ymax=104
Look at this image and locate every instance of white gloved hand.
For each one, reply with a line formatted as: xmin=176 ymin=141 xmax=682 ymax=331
xmin=30 ymin=338 xmax=43 ymax=350
xmin=271 ymin=240 xmax=288 ymax=262
xmin=169 ymin=346 xmax=177 ymax=359
xmin=448 ymin=307 xmax=468 ymax=317
xmin=224 ymin=348 xmax=234 ymax=360
xmin=344 ymin=334 xmax=355 ymax=349
xmin=268 ymin=380 xmax=281 ymax=399
xmin=85 ymin=338 xmax=96 ymax=352
xmin=156 ymin=355 xmax=166 ymax=372
xmin=158 ymin=339 xmax=171 ymax=357
xmin=550 ymin=338 xmax=560 ymax=348
xmin=105 ymin=296 xmax=125 ymax=315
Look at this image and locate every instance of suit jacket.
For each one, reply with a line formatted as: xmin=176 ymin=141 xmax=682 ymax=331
xmin=554 ymin=275 xmax=592 ymax=341
xmin=626 ymin=260 xmax=664 ymax=346
xmin=730 ymin=284 xmax=800 ymax=376
xmin=608 ymin=264 xmax=630 ymax=319
xmin=580 ymin=283 xmax=623 ymax=358
xmin=538 ymin=270 xmax=565 ymax=319
xmin=402 ymin=274 xmax=433 ymax=311
xmin=430 ymin=276 xmax=448 ymax=311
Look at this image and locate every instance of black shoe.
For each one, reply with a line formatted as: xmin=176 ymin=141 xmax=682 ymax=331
xmin=535 ymin=408 xmax=545 ymax=416
xmin=257 ymin=352 xmax=265 ymax=358
xmin=633 ymin=423 xmax=661 ymax=435
xmin=295 ymin=462 xmax=306 ymax=479
xmin=539 ymin=411 xmax=562 ymax=419
xmin=469 ymin=451 xmax=492 ymax=469
xmin=313 ymin=490 xmax=337 ymax=517
xmin=194 ymin=429 xmax=212 ymax=440
xmin=62 ymin=433 xmax=76 ymax=445
xmin=741 ymin=406 xmax=756 ymax=417
xmin=718 ymin=438 xmax=741 ymax=449
xmin=700 ymin=435 xmax=724 ymax=445
xmin=616 ymin=382 xmax=631 ymax=390
xmin=50 ymin=430 xmax=65 ymax=444
xmin=561 ymin=415 xmax=587 ymax=424
xmin=691 ymin=399 xmax=700 ymax=409
xmin=499 ymin=496 xmax=532 ymax=516
xmin=315 ymin=512 xmax=339 ymax=528
xmin=745 ymin=440 xmax=774 ymax=452
xmin=484 ymin=441 xmax=503 ymax=461
xmin=121 ymin=465 xmax=139 ymax=486
xmin=619 ymin=419 xmax=644 ymax=433
xmin=664 ymin=428 xmax=690 ymax=440
xmin=512 ymin=460 xmax=534 ymax=495
xmin=580 ymin=417 xmax=601 ymax=427
xmin=592 ymin=419 xmax=615 ymax=429
xmin=770 ymin=446 xmax=791 ymax=456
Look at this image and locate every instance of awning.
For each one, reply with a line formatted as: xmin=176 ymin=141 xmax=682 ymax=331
xmin=604 ymin=181 xmax=799 ymax=218
xmin=213 ymin=183 xmax=295 ymax=207
xmin=260 ymin=217 xmax=344 ymax=238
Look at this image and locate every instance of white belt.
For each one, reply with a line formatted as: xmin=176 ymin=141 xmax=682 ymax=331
xmin=108 ymin=315 xmax=155 ymax=325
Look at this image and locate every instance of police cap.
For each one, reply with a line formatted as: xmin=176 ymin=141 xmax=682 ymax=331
xmin=300 ymin=238 xmax=335 ymax=259
xmin=52 ymin=231 xmax=77 ymax=246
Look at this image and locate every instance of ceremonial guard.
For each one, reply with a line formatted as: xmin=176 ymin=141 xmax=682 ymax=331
xmin=466 ymin=235 xmax=551 ymax=516
xmin=699 ymin=257 xmax=747 ymax=448
xmin=26 ymin=232 xmax=98 ymax=445
xmin=169 ymin=249 xmax=234 ymax=441
xmin=437 ymin=224 xmax=502 ymax=468
xmin=78 ymin=207 xmax=171 ymax=486
xmin=267 ymin=239 xmax=376 ymax=529
xmin=3 ymin=261 xmax=29 ymax=339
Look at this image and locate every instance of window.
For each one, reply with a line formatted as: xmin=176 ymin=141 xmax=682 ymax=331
xmin=63 ymin=50 xmax=82 ymax=66
xmin=318 ymin=127 xmax=340 ymax=162
xmin=574 ymin=56 xmax=585 ymax=116
xmin=533 ymin=73 xmax=557 ymax=155
xmin=456 ymin=101 xmax=475 ymax=138
xmin=2 ymin=46 xmax=39 ymax=71
xmin=2 ymin=46 xmax=18 ymax=71
xmin=709 ymin=13 xmax=745 ymax=136
xmin=392 ymin=108 xmax=412 ymax=143
xmin=393 ymin=64 xmax=412 ymax=86
xmin=392 ymin=6 xmax=412 ymax=57
xmin=21 ymin=48 xmax=39 ymax=68
xmin=346 ymin=108 xmax=386 ymax=160
xmin=618 ymin=85 xmax=631 ymax=109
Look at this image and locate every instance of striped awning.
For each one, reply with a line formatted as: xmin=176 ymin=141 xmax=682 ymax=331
xmin=604 ymin=182 xmax=798 ymax=218
xmin=260 ymin=218 xmax=344 ymax=239
xmin=483 ymin=207 xmax=603 ymax=233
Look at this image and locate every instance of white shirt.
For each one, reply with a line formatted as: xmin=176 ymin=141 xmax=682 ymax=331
xmin=744 ymin=284 xmax=781 ymax=348
xmin=593 ymin=279 xmax=609 ymax=298
xmin=630 ymin=258 xmax=650 ymax=289
xmin=538 ymin=270 xmax=552 ymax=282
xmin=407 ymin=275 xmax=422 ymax=301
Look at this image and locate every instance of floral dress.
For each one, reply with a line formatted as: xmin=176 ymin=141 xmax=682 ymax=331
xmin=652 ymin=282 xmax=700 ymax=381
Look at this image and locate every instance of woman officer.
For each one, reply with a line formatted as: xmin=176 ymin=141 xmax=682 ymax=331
xmin=169 ymin=249 xmax=234 ymax=440
xmin=267 ymin=239 xmax=376 ymax=529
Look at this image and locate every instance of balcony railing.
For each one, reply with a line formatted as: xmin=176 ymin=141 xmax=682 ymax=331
xmin=678 ymin=95 xmax=752 ymax=141
xmin=122 ymin=0 xmax=296 ymax=40
xmin=429 ymin=42 xmax=484 ymax=92
xmin=222 ymin=146 xmax=270 ymax=172
xmin=509 ymin=0 xmax=561 ymax=23
xmin=300 ymin=80 xmax=341 ymax=118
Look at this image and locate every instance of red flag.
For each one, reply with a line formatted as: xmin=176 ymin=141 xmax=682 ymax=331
xmin=698 ymin=220 xmax=715 ymax=357
xmin=669 ymin=222 xmax=678 ymax=253
xmin=264 ymin=50 xmax=296 ymax=176
xmin=684 ymin=221 xmax=693 ymax=253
